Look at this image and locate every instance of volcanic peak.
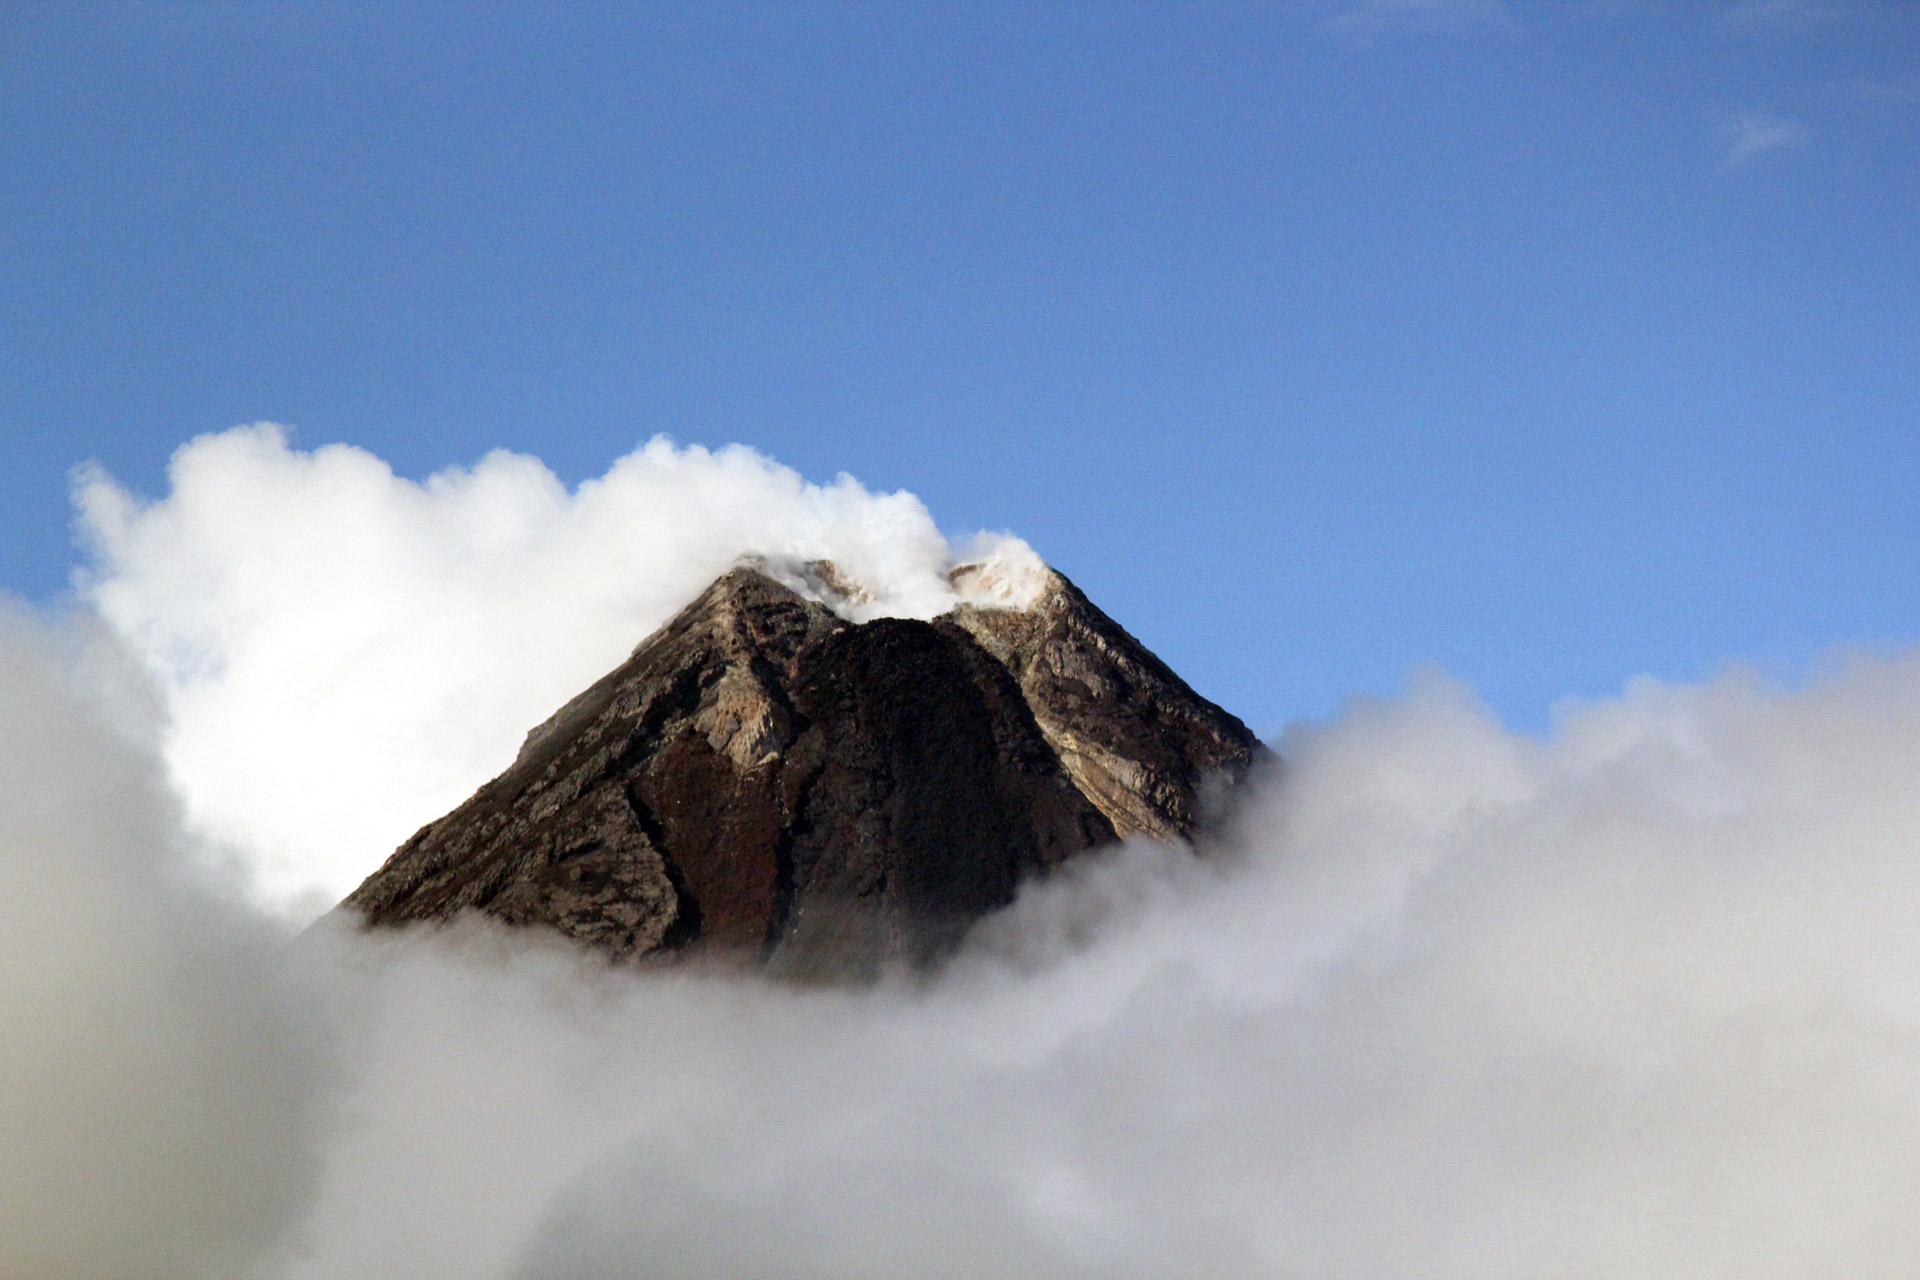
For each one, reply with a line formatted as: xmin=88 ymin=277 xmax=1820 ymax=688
xmin=342 ymin=560 xmax=1265 ymax=978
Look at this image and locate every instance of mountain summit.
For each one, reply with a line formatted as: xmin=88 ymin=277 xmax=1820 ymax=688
xmin=342 ymin=560 xmax=1266 ymax=978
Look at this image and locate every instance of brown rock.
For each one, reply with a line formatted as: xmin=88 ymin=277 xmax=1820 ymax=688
xmin=948 ymin=568 xmax=1265 ymax=842
xmin=341 ymin=563 xmax=1267 ymax=976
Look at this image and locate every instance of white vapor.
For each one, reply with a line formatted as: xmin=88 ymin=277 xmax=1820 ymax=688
xmin=74 ymin=426 xmax=1043 ymax=915
xmin=7 ymin=435 xmax=1920 ymax=1278
xmin=0 ymin=603 xmax=331 ymax=1280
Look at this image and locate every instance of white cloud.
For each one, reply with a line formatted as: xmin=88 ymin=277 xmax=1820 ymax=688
xmin=280 ymin=651 xmax=1920 ymax=1278
xmin=73 ymin=426 xmax=1044 ymax=916
xmin=0 ymin=602 xmax=331 ymax=1280
xmin=16 ymin=433 xmax=1920 ymax=1277
xmin=1720 ymin=110 xmax=1812 ymax=163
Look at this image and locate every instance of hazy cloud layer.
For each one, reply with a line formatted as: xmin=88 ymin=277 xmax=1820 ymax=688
xmin=0 ymin=605 xmax=331 ymax=1280
xmin=8 ymin=438 xmax=1920 ymax=1277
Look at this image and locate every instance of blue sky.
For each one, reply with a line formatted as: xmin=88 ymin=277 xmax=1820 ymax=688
xmin=2 ymin=0 xmax=1915 ymax=734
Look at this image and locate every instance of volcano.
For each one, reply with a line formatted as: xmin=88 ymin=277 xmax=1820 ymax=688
xmin=342 ymin=559 xmax=1266 ymax=979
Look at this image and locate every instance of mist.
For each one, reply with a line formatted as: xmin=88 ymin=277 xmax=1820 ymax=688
xmin=0 ymin=605 xmax=331 ymax=1280
xmin=6 ymin=433 xmax=1920 ymax=1277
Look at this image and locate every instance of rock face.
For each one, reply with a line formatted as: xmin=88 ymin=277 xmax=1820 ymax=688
xmin=342 ymin=563 xmax=1265 ymax=977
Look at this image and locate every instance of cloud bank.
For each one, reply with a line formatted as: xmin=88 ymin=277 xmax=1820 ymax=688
xmin=0 ymin=605 xmax=330 ymax=1280
xmin=8 ymin=433 xmax=1920 ymax=1278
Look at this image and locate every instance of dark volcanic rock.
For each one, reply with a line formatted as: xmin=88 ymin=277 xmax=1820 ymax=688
xmin=342 ymin=563 xmax=1266 ymax=976
xmin=948 ymin=568 xmax=1265 ymax=842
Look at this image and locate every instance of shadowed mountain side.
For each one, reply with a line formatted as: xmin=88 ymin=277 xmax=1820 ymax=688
xmin=949 ymin=565 xmax=1268 ymax=842
xmin=342 ymin=565 xmax=1266 ymax=976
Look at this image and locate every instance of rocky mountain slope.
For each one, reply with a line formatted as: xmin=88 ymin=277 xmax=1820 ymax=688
xmin=342 ymin=561 xmax=1266 ymax=978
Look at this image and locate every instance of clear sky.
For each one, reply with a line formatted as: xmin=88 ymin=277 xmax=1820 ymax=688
xmin=2 ymin=0 xmax=1915 ymax=734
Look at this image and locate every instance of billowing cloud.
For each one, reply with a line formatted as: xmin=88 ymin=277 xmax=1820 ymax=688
xmin=9 ymin=435 xmax=1920 ymax=1277
xmin=74 ymin=426 xmax=1043 ymax=915
xmin=0 ymin=603 xmax=331 ymax=1280
xmin=276 ymin=652 xmax=1920 ymax=1279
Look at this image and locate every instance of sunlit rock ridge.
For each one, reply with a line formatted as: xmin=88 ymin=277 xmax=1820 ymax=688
xmin=342 ymin=558 xmax=1267 ymax=979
